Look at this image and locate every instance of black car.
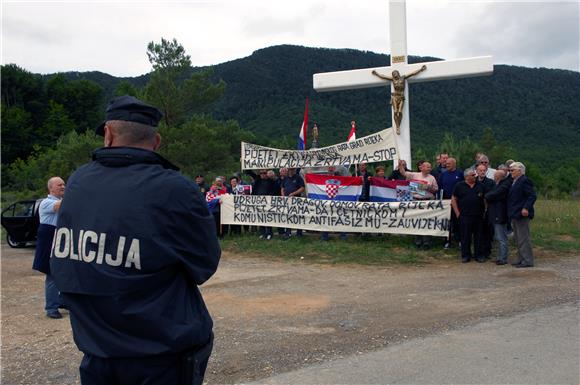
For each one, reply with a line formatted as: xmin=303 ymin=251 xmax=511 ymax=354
xmin=1 ymin=199 xmax=42 ymax=248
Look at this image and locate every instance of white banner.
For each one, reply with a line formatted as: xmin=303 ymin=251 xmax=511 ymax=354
xmin=241 ymin=128 xmax=398 ymax=170
xmin=221 ymin=195 xmax=451 ymax=237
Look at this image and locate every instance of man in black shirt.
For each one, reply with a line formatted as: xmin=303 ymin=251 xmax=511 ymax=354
xmin=452 ymin=168 xmax=486 ymax=263
xmin=281 ymin=168 xmax=305 ymax=239
xmin=245 ymin=169 xmax=278 ymax=240
xmin=476 ymin=164 xmax=495 ymax=259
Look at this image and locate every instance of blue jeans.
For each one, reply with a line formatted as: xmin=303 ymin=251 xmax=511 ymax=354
xmin=45 ymin=274 xmax=61 ymax=313
xmin=493 ymin=223 xmax=508 ymax=262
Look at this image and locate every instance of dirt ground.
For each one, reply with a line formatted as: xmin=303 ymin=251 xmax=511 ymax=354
xmin=1 ymin=243 xmax=579 ymax=385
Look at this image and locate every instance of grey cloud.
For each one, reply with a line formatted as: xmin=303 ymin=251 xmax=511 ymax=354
xmin=242 ymin=15 xmax=307 ymax=38
xmin=241 ymin=3 xmax=328 ymax=39
xmin=3 ymin=15 xmax=70 ymax=45
xmin=450 ymin=2 xmax=579 ymax=70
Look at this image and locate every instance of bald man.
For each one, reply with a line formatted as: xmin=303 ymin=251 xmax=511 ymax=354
xmin=32 ymin=176 xmax=65 ymax=319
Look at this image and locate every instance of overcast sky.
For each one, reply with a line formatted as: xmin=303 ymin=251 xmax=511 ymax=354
xmin=2 ymin=0 xmax=579 ymax=77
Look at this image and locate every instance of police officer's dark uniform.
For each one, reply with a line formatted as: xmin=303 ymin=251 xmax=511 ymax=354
xmin=51 ymin=96 xmax=220 ymax=385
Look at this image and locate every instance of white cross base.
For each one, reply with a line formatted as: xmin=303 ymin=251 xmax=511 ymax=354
xmin=312 ymin=0 xmax=493 ymax=167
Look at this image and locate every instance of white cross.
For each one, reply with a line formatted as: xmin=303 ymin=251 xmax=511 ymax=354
xmin=313 ymin=0 xmax=494 ymax=166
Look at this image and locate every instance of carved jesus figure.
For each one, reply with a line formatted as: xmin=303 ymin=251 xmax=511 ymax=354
xmin=372 ymin=64 xmax=427 ymax=134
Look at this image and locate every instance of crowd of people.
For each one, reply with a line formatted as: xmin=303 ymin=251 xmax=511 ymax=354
xmin=197 ymin=152 xmax=538 ymax=268
xmin=35 ymin=95 xmax=539 ymax=385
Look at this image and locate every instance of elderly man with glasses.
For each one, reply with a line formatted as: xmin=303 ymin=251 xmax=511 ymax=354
xmin=507 ymin=162 xmax=537 ymax=268
xmin=476 ymin=154 xmax=497 ymax=179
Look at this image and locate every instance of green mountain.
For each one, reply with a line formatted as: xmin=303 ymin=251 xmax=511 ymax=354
xmin=208 ymin=45 xmax=580 ymax=166
xmin=19 ymin=45 xmax=580 ymax=167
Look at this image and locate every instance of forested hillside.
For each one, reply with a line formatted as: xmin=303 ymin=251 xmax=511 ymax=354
xmin=57 ymin=45 xmax=580 ymax=167
xmin=209 ymin=45 xmax=580 ymax=165
xmin=2 ymin=44 xmax=579 ymax=199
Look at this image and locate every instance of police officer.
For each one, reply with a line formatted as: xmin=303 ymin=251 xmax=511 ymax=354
xmin=51 ymin=95 xmax=221 ymax=385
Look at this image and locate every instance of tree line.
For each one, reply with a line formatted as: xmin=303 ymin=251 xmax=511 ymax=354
xmin=2 ymin=41 xmax=578 ymax=203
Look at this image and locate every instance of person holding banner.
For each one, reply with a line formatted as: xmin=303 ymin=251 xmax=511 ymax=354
xmin=281 ymin=168 xmax=305 ymax=239
xmin=276 ymin=168 xmax=288 ymax=236
xmin=206 ymin=178 xmax=228 ymax=239
xmin=388 ymin=160 xmax=410 ymax=180
xmin=374 ymin=166 xmax=386 ymax=179
xmin=358 ymin=163 xmax=372 ymax=202
xmin=227 ymin=176 xmax=244 ymax=235
xmin=398 ymin=160 xmax=439 ymax=249
xmin=319 ymin=166 xmax=351 ymax=241
xmin=245 ymin=169 xmax=278 ymax=240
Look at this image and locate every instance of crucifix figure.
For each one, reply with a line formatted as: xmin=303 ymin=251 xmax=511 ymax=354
xmin=312 ymin=0 xmax=493 ymax=166
xmin=311 ymin=123 xmax=319 ymax=149
xmin=372 ymin=64 xmax=427 ymax=134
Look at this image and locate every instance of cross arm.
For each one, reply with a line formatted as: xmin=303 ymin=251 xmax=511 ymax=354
xmin=313 ymin=56 xmax=493 ymax=92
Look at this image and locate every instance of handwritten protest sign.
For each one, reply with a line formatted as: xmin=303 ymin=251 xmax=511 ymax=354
xmin=221 ymin=195 xmax=451 ymax=237
xmin=241 ymin=128 xmax=398 ymax=170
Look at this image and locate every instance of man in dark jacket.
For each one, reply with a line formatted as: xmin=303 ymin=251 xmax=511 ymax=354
xmin=485 ymin=170 xmax=511 ymax=265
xmin=476 ymin=163 xmax=495 ymax=259
xmin=51 ymin=96 xmax=220 ymax=385
xmin=451 ymin=168 xmax=486 ymax=263
xmin=507 ymin=162 xmax=537 ymax=267
xmin=245 ymin=169 xmax=278 ymax=239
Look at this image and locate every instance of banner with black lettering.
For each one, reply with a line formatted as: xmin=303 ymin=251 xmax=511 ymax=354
xmin=221 ymin=195 xmax=451 ymax=237
xmin=241 ymin=128 xmax=398 ymax=170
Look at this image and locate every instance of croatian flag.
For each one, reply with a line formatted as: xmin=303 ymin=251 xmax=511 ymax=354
xmin=347 ymin=121 xmax=356 ymax=142
xmin=369 ymin=177 xmax=411 ymax=202
xmin=306 ymin=174 xmax=362 ymax=201
xmin=297 ymin=98 xmax=308 ymax=150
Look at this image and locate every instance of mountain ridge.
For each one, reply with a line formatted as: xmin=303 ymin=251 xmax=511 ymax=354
xmin=47 ymin=44 xmax=580 ymax=166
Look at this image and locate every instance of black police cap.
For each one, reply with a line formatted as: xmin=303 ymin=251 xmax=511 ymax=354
xmin=96 ymin=95 xmax=163 ymax=136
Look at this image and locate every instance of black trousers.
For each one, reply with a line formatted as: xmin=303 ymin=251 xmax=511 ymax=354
xmin=460 ymin=215 xmax=483 ymax=261
xmin=480 ymin=214 xmax=493 ymax=257
xmin=80 ymin=336 xmax=213 ymax=385
xmin=448 ymin=210 xmax=461 ymax=243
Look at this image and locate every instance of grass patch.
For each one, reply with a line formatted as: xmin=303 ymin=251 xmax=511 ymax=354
xmin=220 ymin=231 xmax=452 ymax=266
xmin=531 ymin=199 xmax=580 ymax=251
xmin=221 ymin=199 xmax=579 ymax=265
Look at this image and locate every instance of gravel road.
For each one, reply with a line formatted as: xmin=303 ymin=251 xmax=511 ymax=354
xmin=1 ymin=244 xmax=578 ymax=384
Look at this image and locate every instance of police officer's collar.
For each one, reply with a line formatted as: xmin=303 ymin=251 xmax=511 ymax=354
xmin=92 ymin=147 xmax=179 ymax=171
